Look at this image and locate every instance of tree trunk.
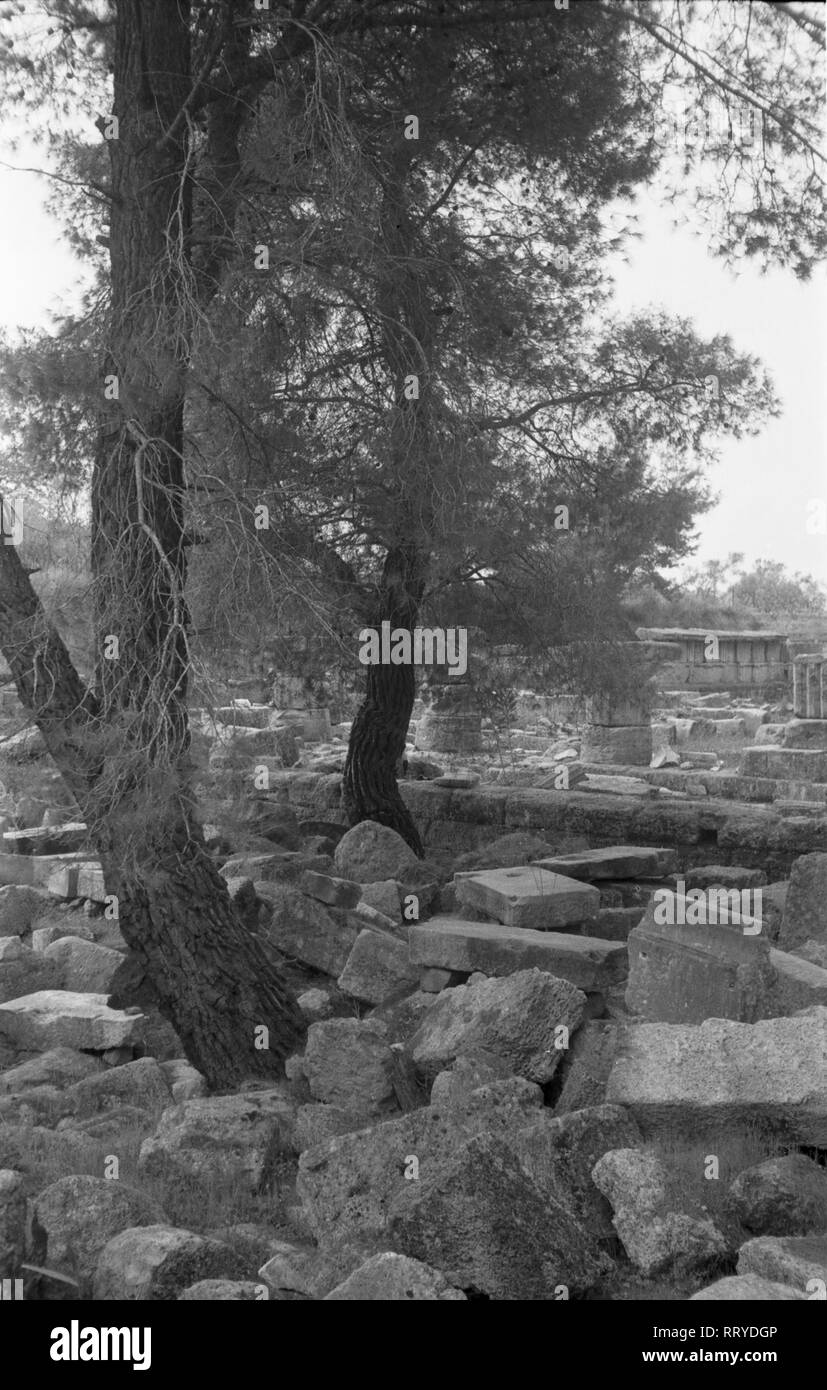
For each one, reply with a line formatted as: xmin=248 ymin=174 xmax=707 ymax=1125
xmin=343 ymin=545 xmax=426 ymax=856
xmin=1 ymin=0 xmax=306 ymax=1088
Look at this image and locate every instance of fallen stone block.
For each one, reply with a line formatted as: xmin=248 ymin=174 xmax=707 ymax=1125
xmin=324 ymin=1252 xmax=466 ymax=1300
xmin=258 ymin=884 xmax=357 ymax=976
xmin=454 ymin=866 xmax=600 ymax=930
xmin=409 ymin=917 xmax=625 ymax=993
xmin=337 ymin=929 xmax=419 ymax=1006
xmin=334 ymin=821 xmax=420 ymax=884
xmin=43 ymin=937 xmax=124 ymax=994
xmin=729 ymin=1154 xmax=827 ymax=1236
xmin=606 ymin=1008 xmax=827 ymax=1146
xmin=94 ymin=1225 xmax=247 ymax=1300
xmin=0 ymin=884 xmax=54 ymax=936
xmin=690 ymin=1274 xmax=805 ymax=1300
xmin=386 ymin=1132 xmax=601 ymax=1299
xmin=0 ymin=1047 xmax=103 ymax=1094
xmin=2 ymin=823 xmax=87 ymax=855
xmin=303 ymin=1018 xmax=397 ymax=1116
xmin=33 ymin=1174 xmax=166 ymax=1285
xmin=626 ymin=895 xmax=774 ymax=1024
xmin=0 ymin=1168 xmax=26 ymax=1277
xmin=406 ymin=967 xmax=586 ymax=1085
xmin=0 ymin=991 xmax=145 ymax=1052
xmin=296 ymin=1077 xmax=545 ymax=1246
xmin=298 ymin=870 xmax=360 ymax=909
xmin=68 ymin=1057 xmax=172 ymax=1118
xmin=0 ymin=938 xmax=62 ymax=1002
xmin=138 ymin=1092 xmax=296 ymax=1191
xmin=532 ymin=846 xmax=676 ymax=881
xmin=158 ymin=1059 xmax=207 ymax=1104
xmin=554 ymin=1021 xmax=621 ymax=1115
xmin=591 ymin=1147 xmax=728 ymax=1275
xmin=737 ymin=1234 xmax=827 ymax=1295
xmin=580 ymin=724 xmax=653 ymax=767
xmin=768 ymin=949 xmax=827 ymax=1014
xmin=778 ymin=853 xmax=827 ymax=951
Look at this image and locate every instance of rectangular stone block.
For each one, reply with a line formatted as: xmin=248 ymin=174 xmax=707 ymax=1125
xmin=453 ymin=866 xmax=600 ymax=930
xmin=625 ymin=894 xmax=774 ymax=1024
xmin=77 ymin=863 xmax=106 ymax=902
xmin=0 ymin=991 xmax=145 ymax=1052
xmin=337 ymin=929 xmax=419 ymax=1005
xmin=1 ymin=823 xmax=87 ymax=855
xmin=741 ymin=747 xmax=827 ymax=781
xmin=409 ymin=917 xmax=626 ymax=992
xmin=580 ymin=724 xmax=653 ymax=767
xmin=768 ymin=949 xmax=827 ymax=1015
xmin=782 ymin=720 xmax=827 ymax=749
xmin=606 ymin=1009 xmax=827 ymax=1146
xmin=532 ymin=846 xmax=676 ymax=881
xmin=777 ymin=853 xmax=827 ymax=951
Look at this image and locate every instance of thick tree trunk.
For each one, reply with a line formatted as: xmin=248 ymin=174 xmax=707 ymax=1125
xmin=1 ymin=0 xmax=306 ymax=1088
xmin=343 ymin=545 xmax=426 ymax=856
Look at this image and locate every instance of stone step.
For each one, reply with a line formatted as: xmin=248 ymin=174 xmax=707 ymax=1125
xmin=453 ymin=865 xmax=600 ymax=930
xmin=409 ymin=917 xmax=626 ymax=993
xmin=532 ymin=845 xmax=676 ymax=881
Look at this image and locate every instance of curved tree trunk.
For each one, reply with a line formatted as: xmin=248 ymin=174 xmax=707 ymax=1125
xmin=1 ymin=0 xmax=306 ymax=1089
xmin=343 ymin=545 xmax=426 ymax=856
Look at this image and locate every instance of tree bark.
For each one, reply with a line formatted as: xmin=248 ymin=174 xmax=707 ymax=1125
xmin=0 ymin=0 xmax=306 ymax=1088
xmin=343 ymin=545 xmax=427 ymax=855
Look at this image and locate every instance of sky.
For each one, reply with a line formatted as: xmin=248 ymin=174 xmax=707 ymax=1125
xmin=0 ymin=115 xmax=825 ymax=588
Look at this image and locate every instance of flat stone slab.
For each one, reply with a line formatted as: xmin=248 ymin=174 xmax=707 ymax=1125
xmin=409 ymin=918 xmax=626 ymax=992
xmin=532 ymin=846 xmax=676 ymax=881
xmin=0 ymin=991 xmax=145 ymax=1052
xmin=742 ymin=747 xmax=827 ymax=781
xmin=2 ymin=824 xmax=87 ymax=855
xmin=606 ymin=1008 xmax=827 ymax=1146
xmin=453 ymin=866 xmax=599 ymax=930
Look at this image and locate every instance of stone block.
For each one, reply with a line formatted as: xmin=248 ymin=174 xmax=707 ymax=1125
xmin=409 ymin=918 xmax=626 ymax=993
xmin=454 ymin=866 xmax=599 ymax=930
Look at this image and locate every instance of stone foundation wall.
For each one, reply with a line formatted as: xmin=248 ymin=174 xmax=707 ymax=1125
xmin=268 ymin=771 xmax=827 ymax=878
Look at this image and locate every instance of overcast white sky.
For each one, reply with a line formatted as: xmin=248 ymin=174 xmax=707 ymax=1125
xmin=1 ymin=123 xmax=825 ymax=585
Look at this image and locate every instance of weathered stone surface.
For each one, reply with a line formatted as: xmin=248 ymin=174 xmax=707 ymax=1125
xmin=591 ymin=1148 xmax=727 ymax=1275
xmin=0 ymin=1168 xmax=25 ymax=1276
xmin=324 ymin=1252 xmax=467 ymax=1300
xmin=296 ymin=988 xmax=333 ymax=1022
xmin=43 ymin=937 xmax=124 ymax=994
xmin=258 ymin=884 xmax=357 ymax=976
xmin=453 ymin=833 xmax=557 ymax=873
xmin=0 ymin=992 xmax=145 ymax=1052
xmin=303 ymin=1018 xmax=397 ymax=1116
xmin=729 ymin=1155 xmax=827 ymax=1236
xmin=337 ymin=929 xmax=419 ymax=1006
xmin=138 ymin=1092 xmax=296 ymax=1190
xmin=297 ymin=1078 xmax=546 ymax=1245
xmin=680 ymin=864 xmax=768 ymax=891
xmin=0 ymin=884 xmax=53 ymax=937
xmin=0 ymin=1046 xmax=103 ymax=1094
xmin=554 ymin=1021 xmax=620 ymax=1115
xmin=778 ymin=853 xmax=827 ymax=950
xmin=359 ymin=880 xmax=401 ymax=920
xmin=533 ymin=846 xmax=676 ymax=881
xmin=626 ymin=895 xmax=774 ymax=1024
xmin=31 ymin=920 xmax=96 ymax=951
xmin=782 ymin=719 xmax=827 ymax=749
xmin=158 ymin=1059 xmax=207 ymax=1104
xmin=407 ymin=968 xmax=586 ymax=1085
xmin=33 ymin=1175 xmax=166 ymax=1283
xmin=334 ymin=822 xmax=420 ymax=884
xmin=581 ymin=724 xmax=653 ymax=767
xmin=68 ymin=1057 xmax=172 ymax=1118
xmin=512 ymin=1104 xmax=641 ymax=1243
xmin=606 ymin=1008 xmax=827 ymax=1145
xmin=386 ymin=1132 xmax=601 ymax=1299
xmin=299 ymin=870 xmax=360 ymax=909
xmin=94 ymin=1225 xmax=247 ymax=1300
xmin=178 ymin=1279 xmax=268 ymax=1300
xmin=737 ymin=1234 xmax=827 ymax=1294
xmin=429 ymin=1051 xmax=516 ymax=1108
xmin=0 ymin=1124 xmax=98 ymax=1191
xmin=454 ymin=866 xmax=600 ymax=930
xmin=294 ymin=1103 xmax=367 ymax=1151
xmin=768 ymin=949 xmax=827 ymax=1014
xmin=410 ymin=918 xmax=625 ymax=993
xmin=259 ymin=1240 xmax=368 ymax=1299
xmin=0 ymin=940 xmax=62 ymax=1002
xmin=690 ymin=1274 xmax=805 ymax=1300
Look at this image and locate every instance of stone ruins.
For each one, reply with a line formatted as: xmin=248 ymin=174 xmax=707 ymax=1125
xmin=0 ymin=633 xmax=825 ymax=1302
